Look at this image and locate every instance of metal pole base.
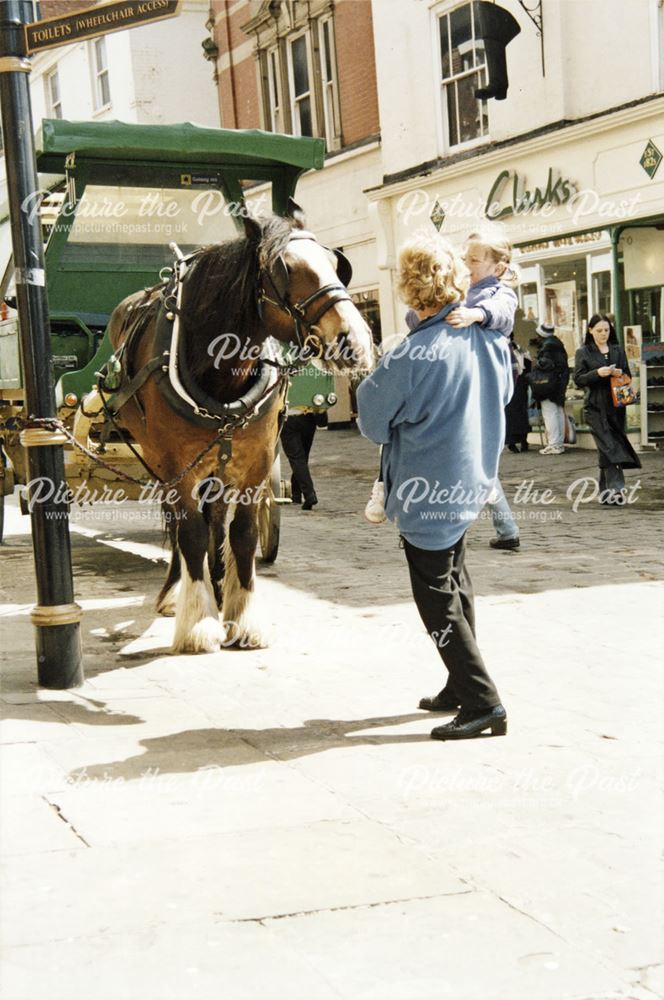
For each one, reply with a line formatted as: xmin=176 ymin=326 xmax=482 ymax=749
xmin=36 ymin=623 xmax=84 ymax=689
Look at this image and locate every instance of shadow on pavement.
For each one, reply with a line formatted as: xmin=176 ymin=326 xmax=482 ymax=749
xmin=67 ymin=712 xmax=436 ymax=781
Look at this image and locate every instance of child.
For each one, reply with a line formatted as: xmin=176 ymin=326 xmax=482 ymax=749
xmin=363 ymin=231 xmax=518 ymax=525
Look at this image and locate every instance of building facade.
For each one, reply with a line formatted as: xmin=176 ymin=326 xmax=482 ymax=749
xmin=369 ymin=0 xmax=664 ymax=352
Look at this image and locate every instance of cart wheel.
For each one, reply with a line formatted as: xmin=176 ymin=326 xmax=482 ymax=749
xmin=258 ymin=451 xmax=281 ymax=564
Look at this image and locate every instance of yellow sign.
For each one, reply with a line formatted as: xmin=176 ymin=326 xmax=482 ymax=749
xmin=25 ymin=0 xmax=182 ymax=54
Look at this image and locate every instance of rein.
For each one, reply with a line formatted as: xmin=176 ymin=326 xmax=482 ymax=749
xmin=257 ymin=230 xmax=353 ymax=360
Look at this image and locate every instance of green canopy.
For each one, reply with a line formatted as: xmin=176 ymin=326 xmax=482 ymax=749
xmin=37 ymin=118 xmax=325 ymax=176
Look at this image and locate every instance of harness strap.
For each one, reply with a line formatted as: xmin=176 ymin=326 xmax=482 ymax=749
xmin=104 ymin=353 xmax=168 ymax=417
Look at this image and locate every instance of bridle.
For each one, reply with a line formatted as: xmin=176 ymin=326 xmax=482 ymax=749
xmin=257 ymin=230 xmax=353 ymax=359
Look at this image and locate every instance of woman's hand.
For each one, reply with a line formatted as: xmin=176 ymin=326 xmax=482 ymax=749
xmin=447 ymin=307 xmax=484 ymax=328
xmin=598 ymin=365 xmax=617 ymax=377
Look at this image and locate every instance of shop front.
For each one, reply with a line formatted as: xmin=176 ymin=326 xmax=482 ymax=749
xmin=367 ymin=97 xmax=664 ymax=446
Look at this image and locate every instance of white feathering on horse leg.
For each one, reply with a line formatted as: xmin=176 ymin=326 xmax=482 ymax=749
xmin=172 ymin=559 xmax=225 ymax=654
xmin=156 ymin=580 xmax=181 ymax=617
xmin=221 ymin=534 xmax=269 ymax=649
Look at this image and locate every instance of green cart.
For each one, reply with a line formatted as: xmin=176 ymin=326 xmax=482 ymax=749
xmin=0 ymin=118 xmax=338 ymax=557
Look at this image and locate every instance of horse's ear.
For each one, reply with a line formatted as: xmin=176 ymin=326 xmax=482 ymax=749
xmin=243 ymin=212 xmax=262 ymax=244
xmin=333 ymin=248 xmax=353 ymax=287
xmin=287 ymin=198 xmax=306 ymax=229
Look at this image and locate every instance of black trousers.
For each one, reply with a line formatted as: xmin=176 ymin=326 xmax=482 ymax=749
xmin=598 ymin=460 xmax=625 ymax=493
xmin=281 ymin=413 xmax=317 ymax=501
xmin=402 ymin=532 xmax=501 ymax=712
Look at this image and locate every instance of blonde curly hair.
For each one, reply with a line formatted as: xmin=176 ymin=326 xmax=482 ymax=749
xmin=397 ymin=234 xmax=468 ymax=312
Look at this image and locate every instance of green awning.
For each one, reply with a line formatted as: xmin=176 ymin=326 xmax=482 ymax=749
xmin=36 ymin=119 xmax=325 ymax=174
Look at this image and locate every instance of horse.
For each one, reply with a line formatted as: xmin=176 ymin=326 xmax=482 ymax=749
xmin=104 ymin=205 xmax=373 ymax=654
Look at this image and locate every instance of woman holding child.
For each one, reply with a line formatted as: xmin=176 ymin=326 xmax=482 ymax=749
xmin=356 ymin=234 xmax=514 ymax=741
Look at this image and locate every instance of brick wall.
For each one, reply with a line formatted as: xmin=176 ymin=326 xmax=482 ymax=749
xmin=335 ymin=0 xmax=380 ymax=145
xmin=214 ymin=0 xmax=260 ymax=129
xmin=213 ymin=0 xmax=380 ymax=144
xmin=37 ymin=1 xmax=98 ymax=17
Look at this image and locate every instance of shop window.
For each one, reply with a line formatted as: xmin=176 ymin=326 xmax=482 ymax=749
xmin=45 ymin=68 xmax=62 ymax=120
xmin=629 ymin=287 xmax=662 ymax=345
xmin=351 ymin=290 xmax=381 ymax=349
xmin=438 ymin=3 xmax=489 ymax=148
xmin=542 ymin=258 xmax=588 ymax=359
xmin=592 ymin=271 xmax=612 ymax=317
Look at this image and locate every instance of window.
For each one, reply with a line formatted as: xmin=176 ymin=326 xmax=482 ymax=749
xmin=91 ymin=37 xmax=111 ymax=110
xmin=289 ymin=34 xmax=313 ymax=137
xmin=266 ymin=47 xmax=283 ymax=133
xmin=251 ymin=7 xmax=341 ymax=147
xmin=319 ymin=17 xmax=339 ymax=145
xmin=439 ymin=3 xmax=489 ymax=148
xmin=45 ymin=68 xmax=62 ymax=119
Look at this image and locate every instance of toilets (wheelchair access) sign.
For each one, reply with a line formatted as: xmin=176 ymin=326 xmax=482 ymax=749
xmin=25 ymin=0 xmax=181 ymax=54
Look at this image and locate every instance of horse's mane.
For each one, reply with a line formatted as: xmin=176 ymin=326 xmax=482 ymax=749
xmin=182 ymin=215 xmax=294 ymax=381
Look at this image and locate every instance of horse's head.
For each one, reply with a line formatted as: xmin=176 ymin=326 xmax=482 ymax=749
xmin=249 ymin=204 xmax=373 ymax=373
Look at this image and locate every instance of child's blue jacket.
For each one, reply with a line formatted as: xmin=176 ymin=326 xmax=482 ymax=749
xmin=356 ymin=303 xmax=513 ymax=550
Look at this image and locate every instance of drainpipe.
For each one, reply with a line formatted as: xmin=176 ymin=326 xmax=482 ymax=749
xmin=223 ymin=0 xmax=238 ymax=128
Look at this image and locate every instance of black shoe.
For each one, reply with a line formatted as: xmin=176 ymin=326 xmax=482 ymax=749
xmin=302 ymin=493 xmax=318 ymax=510
xmin=431 ymin=705 xmax=507 ymax=740
xmin=521 ymin=441 xmax=529 ymax=452
xmin=489 ymin=537 xmax=520 ymax=550
xmin=507 ymin=444 xmax=520 ymax=453
xmin=291 ymin=493 xmax=302 ymax=505
xmin=418 ymin=689 xmax=460 ymax=712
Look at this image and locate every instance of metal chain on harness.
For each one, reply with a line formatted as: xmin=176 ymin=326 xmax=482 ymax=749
xmin=18 ymin=415 xmax=232 ymax=492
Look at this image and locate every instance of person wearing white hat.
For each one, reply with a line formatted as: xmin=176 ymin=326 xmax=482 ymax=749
xmin=531 ymin=322 xmax=569 ymax=454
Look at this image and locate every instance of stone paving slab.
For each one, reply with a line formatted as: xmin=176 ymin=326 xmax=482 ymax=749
xmin=0 ymin=820 xmax=467 ymax=946
xmin=41 ymin=755 xmax=360 ymax=845
xmin=266 ymin=893 xmax=638 ymax=1000
xmin=0 ymin=921 xmax=343 ymax=1000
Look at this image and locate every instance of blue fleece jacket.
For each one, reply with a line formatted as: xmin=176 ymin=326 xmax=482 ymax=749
xmin=466 ymin=276 xmax=517 ymax=336
xmin=356 ymin=304 xmax=513 ymax=550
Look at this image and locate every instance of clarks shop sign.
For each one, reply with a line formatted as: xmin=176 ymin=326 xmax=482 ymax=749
xmin=485 ymin=168 xmax=577 ymax=220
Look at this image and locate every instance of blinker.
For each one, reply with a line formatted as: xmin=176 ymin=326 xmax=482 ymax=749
xmin=333 ymin=248 xmax=352 ymax=288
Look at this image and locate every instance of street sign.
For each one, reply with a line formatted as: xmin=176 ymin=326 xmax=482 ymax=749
xmin=25 ymin=0 xmax=182 ymax=54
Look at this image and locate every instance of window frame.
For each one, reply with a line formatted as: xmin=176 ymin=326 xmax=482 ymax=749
xmin=317 ymin=14 xmax=341 ymax=148
xmin=45 ymin=66 xmax=63 ymax=119
xmin=287 ymin=30 xmax=315 ymax=138
xmin=90 ymin=36 xmax=111 ymax=113
xmin=266 ymin=45 xmax=284 ymax=134
xmin=433 ymin=1 xmax=491 ymax=154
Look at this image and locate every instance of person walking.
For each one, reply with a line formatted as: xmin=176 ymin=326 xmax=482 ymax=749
xmin=574 ymin=314 xmax=641 ymax=503
xmin=281 ymin=409 xmax=326 ymax=510
xmin=356 ymin=234 xmax=512 ymax=741
xmin=531 ymin=322 xmax=569 ymax=454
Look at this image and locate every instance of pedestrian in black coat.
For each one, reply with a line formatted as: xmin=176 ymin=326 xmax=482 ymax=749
xmin=505 ymin=335 xmax=531 ymax=452
xmin=532 ymin=323 xmax=569 ymax=454
xmin=574 ymin=314 xmax=641 ymax=503
xmin=281 ymin=410 xmax=327 ymax=510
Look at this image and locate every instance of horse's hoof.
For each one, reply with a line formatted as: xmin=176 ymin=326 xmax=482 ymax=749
xmin=172 ymin=616 xmax=225 ymax=654
xmin=156 ymin=582 xmax=180 ymax=617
